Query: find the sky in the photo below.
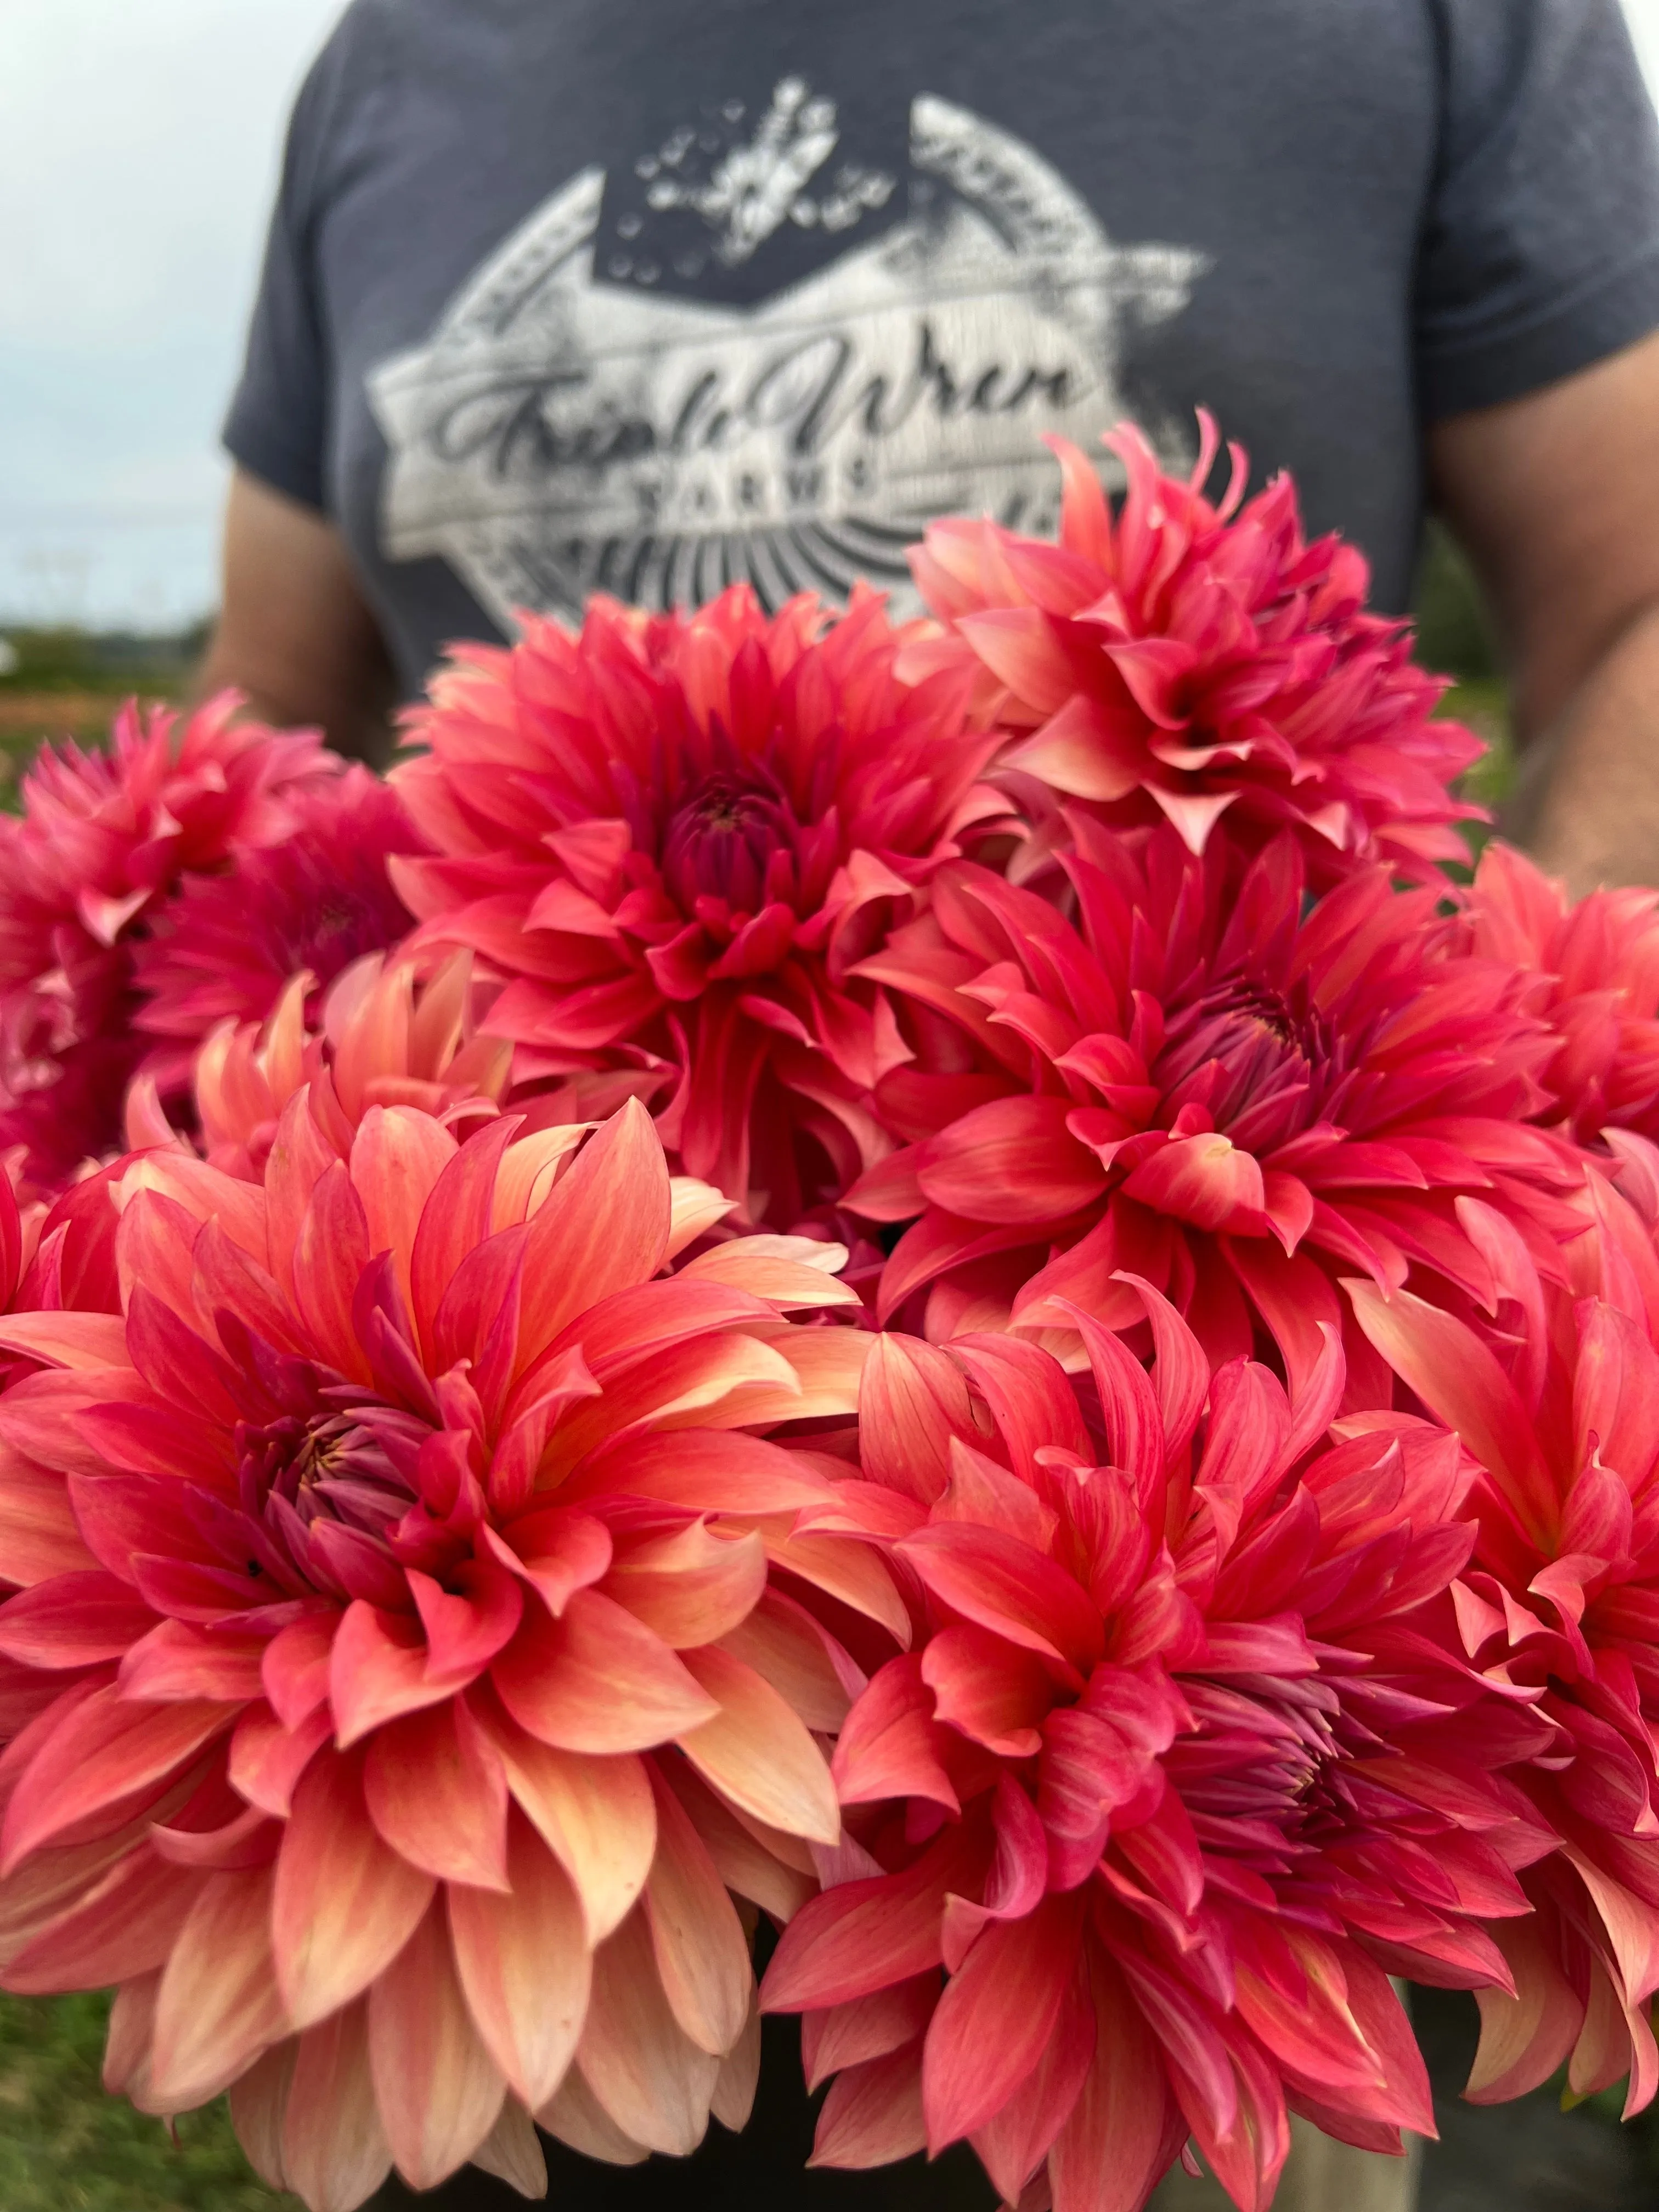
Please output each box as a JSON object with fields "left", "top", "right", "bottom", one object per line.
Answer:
{"left": 2, "top": 0, "right": 1658, "bottom": 632}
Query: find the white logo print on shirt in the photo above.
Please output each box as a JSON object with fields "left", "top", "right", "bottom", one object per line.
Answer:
{"left": 368, "top": 89, "right": 1206, "bottom": 627}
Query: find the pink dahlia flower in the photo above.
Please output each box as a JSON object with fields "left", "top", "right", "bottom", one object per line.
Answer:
{"left": 1463, "top": 840, "right": 1659, "bottom": 1147}
{"left": 0, "top": 1098, "right": 894, "bottom": 2208}
{"left": 391, "top": 584, "right": 1006, "bottom": 1224}
{"left": 1351, "top": 1235, "right": 1659, "bottom": 2117}
{"left": 0, "top": 696, "right": 334, "bottom": 1193}
{"left": 132, "top": 768, "right": 421, "bottom": 1080}
{"left": 850, "top": 821, "right": 1573, "bottom": 1397}
{"left": 904, "top": 418, "right": 1483, "bottom": 883}
{"left": 762, "top": 1298, "right": 1542, "bottom": 2211}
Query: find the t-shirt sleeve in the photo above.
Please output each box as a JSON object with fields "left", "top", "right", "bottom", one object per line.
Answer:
{"left": 222, "top": 24, "right": 365, "bottom": 512}
{"left": 1417, "top": 0, "right": 1659, "bottom": 419}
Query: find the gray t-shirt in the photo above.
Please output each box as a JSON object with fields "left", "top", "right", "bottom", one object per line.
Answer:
{"left": 225, "top": 0, "right": 1659, "bottom": 697}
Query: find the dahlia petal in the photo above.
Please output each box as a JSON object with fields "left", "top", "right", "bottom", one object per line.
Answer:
{"left": 492, "top": 1589, "right": 718, "bottom": 1754}
{"left": 0, "top": 1570, "right": 158, "bottom": 1669}
{"left": 351, "top": 1105, "right": 459, "bottom": 1323}
{"left": 367, "top": 1904, "right": 506, "bottom": 2191}
{"left": 516, "top": 1101, "right": 672, "bottom": 1367}
{"left": 899, "top": 1521, "right": 1102, "bottom": 1677}
{"left": 659, "top": 1759, "right": 816, "bottom": 1923}
{"left": 449, "top": 1813, "right": 591, "bottom": 2109}
{"left": 228, "top": 1701, "right": 331, "bottom": 1819}
{"left": 272, "top": 1748, "right": 435, "bottom": 2030}
{"left": 1121, "top": 1133, "right": 1267, "bottom": 1232}
{"left": 536, "top": 2058, "right": 650, "bottom": 2164}
{"left": 470, "top": 2096, "right": 550, "bottom": 2199}
{"left": 644, "top": 1763, "right": 752, "bottom": 2057}
{"left": 922, "top": 1892, "right": 1086, "bottom": 2151}
{"left": 292, "top": 1161, "right": 373, "bottom": 1383}
{"left": 0, "top": 1444, "right": 99, "bottom": 1585}
{"left": 486, "top": 1508, "right": 611, "bottom": 1619}
{"left": 710, "top": 1994, "right": 763, "bottom": 2130}
{"left": 762, "top": 1528, "right": 911, "bottom": 1646}
{"left": 917, "top": 1098, "right": 1108, "bottom": 1227}
{"left": 1049, "top": 1955, "right": 1180, "bottom": 2212}
{"left": 804, "top": 1978, "right": 939, "bottom": 2092}
{"left": 149, "top": 1863, "right": 287, "bottom": 2109}
{"left": 831, "top": 1654, "right": 958, "bottom": 1811}
{"left": 857, "top": 1333, "right": 981, "bottom": 1506}
{"left": 763, "top": 1826, "right": 987, "bottom": 2011}
{"left": 604, "top": 1521, "right": 768, "bottom": 1649}
{"left": 363, "top": 1699, "right": 510, "bottom": 1890}
{"left": 228, "top": 2038, "right": 296, "bottom": 2192}
{"left": 2, "top": 1844, "right": 198, "bottom": 1994}
{"left": 281, "top": 2000, "right": 392, "bottom": 2212}
{"left": 922, "top": 1625, "right": 1051, "bottom": 1757}
{"left": 329, "top": 1601, "right": 450, "bottom": 1748}
{"left": 0, "top": 1686, "right": 235, "bottom": 1875}
{"left": 474, "top": 1706, "right": 656, "bottom": 1943}
{"left": 971, "top": 1954, "right": 1095, "bottom": 2202}
{"left": 565, "top": 1430, "right": 831, "bottom": 1516}
{"left": 1345, "top": 1281, "right": 1555, "bottom": 1544}
{"left": 0, "top": 1312, "right": 130, "bottom": 1370}
{"left": 678, "top": 1644, "right": 840, "bottom": 1845}
{"left": 408, "top": 1562, "right": 524, "bottom": 1684}
{"left": 409, "top": 1118, "right": 521, "bottom": 1353}
{"left": 577, "top": 1905, "right": 720, "bottom": 2157}
{"left": 810, "top": 2044, "right": 928, "bottom": 2167}
{"left": 121, "top": 1619, "right": 268, "bottom": 1703}
{"left": 261, "top": 1613, "right": 336, "bottom": 1728}
{"left": 719, "top": 1589, "right": 862, "bottom": 1734}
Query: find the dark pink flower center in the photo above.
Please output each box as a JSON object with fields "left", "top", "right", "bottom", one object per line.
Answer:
{"left": 1170, "top": 1671, "right": 1375, "bottom": 1869}
{"left": 1156, "top": 975, "right": 1334, "bottom": 1143}
{"left": 659, "top": 771, "right": 801, "bottom": 919}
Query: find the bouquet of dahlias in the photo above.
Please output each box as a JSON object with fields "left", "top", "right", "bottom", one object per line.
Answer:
{"left": 2, "top": 416, "right": 1658, "bottom": 2212}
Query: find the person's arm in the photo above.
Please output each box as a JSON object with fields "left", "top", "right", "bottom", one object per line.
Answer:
{"left": 197, "top": 467, "right": 399, "bottom": 766}
{"left": 1427, "top": 326, "right": 1659, "bottom": 896}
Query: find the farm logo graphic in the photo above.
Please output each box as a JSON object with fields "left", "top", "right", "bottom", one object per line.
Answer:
{"left": 369, "top": 86, "right": 1206, "bottom": 625}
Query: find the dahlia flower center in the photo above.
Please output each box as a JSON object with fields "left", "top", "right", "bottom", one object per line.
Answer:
{"left": 660, "top": 772, "right": 802, "bottom": 918}
{"left": 240, "top": 1407, "right": 409, "bottom": 1544}
{"left": 1156, "top": 976, "right": 1327, "bottom": 1136}
{"left": 1170, "top": 1674, "right": 1375, "bottom": 1864}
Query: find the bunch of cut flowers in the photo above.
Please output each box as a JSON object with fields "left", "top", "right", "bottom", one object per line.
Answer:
{"left": 1, "top": 418, "right": 1657, "bottom": 2212}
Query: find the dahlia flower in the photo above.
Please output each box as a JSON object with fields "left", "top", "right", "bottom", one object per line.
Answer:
{"left": 850, "top": 820, "right": 1573, "bottom": 1395}
{"left": 390, "top": 583, "right": 1005, "bottom": 1223}
{"left": 140, "top": 950, "right": 514, "bottom": 1182}
{"left": 762, "top": 1297, "right": 1543, "bottom": 2211}
{"left": 1350, "top": 1232, "right": 1659, "bottom": 2117}
{"left": 1463, "top": 840, "right": 1659, "bottom": 1147}
{"left": 0, "top": 1097, "right": 894, "bottom": 2209}
{"left": 904, "top": 418, "right": 1483, "bottom": 883}
{"left": 132, "top": 769, "right": 421, "bottom": 1081}
{"left": 0, "top": 696, "right": 334, "bottom": 1193}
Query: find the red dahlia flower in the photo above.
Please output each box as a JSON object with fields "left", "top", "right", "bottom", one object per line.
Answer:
{"left": 132, "top": 768, "right": 421, "bottom": 1082}
{"left": 1463, "top": 840, "right": 1659, "bottom": 1148}
{"left": 1351, "top": 1236, "right": 1659, "bottom": 2117}
{"left": 0, "top": 1098, "right": 895, "bottom": 2208}
{"left": 0, "top": 696, "right": 334, "bottom": 1194}
{"left": 390, "top": 583, "right": 1006, "bottom": 1224}
{"left": 850, "top": 821, "right": 1573, "bottom": 1396}
{"left": 904, "top": 419, "right": 1483, "bottom": 883}
{"left": 761, "top": 1297, "right": 1543, "bottom": 2211}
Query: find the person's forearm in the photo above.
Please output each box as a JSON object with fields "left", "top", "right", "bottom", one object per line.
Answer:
{"left": 1509, "top": 599, "right": 1659, "bottom": 897}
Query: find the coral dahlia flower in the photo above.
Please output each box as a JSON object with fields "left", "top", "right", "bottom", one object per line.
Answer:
{"left": 1351, "top": 1237, "right": 1659, "bottom": 2118}
{"left": 132, "top": 768, "right": 421, "bottom": 1081}
{"left": 762, "top": 1300, "right": 1542, "bottom": 2211}
{"left": 1462, "top": 840, "right": 1659, "bottom": 1148}
{"left": 904, "top": 418, "right": 1483, "bottom": 883}
{"left": 851, "top": 821, "right": 1573, "bottom": 1396}
{"left": 135, "top": 950, "right": 514, "bottom": 1183}
{"left": 0, "top": 1098, "right": 893, "bottom": 2209}
{"left": 391, "top": 583, "right": 1005, "bottom": 1223}
{"left": 0, "top": 696, "right": 334, "bottom": 1194}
